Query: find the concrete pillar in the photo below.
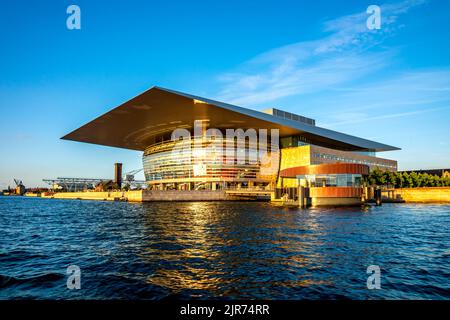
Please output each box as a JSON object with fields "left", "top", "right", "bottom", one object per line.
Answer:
{"left": 375, "top": 187, "right": 382, "bottom": 206}
{"left": 299, "top": 186, "right": 307, "bottom": 208}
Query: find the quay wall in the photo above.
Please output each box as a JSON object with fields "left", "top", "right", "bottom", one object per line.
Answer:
{"left": 142, "top": 190, "right": 239, "bottom": 201}
{"left": 393, "top": 187, "right": 450, "bottom": 203}
{"left": 42, "top": 190, "right": 141, "bottom": 201}
{"left": 42, "top": 190, "right": 245, "bottom": 202}
{"left": 36, "top": 187, "right": 450, "bottom": 204}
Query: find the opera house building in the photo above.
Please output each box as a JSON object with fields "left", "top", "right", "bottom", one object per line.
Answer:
{"left": 62, "top": 87, "right": 399, "bottom": 205}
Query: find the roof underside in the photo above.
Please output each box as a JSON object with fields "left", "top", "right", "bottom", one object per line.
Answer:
{"left": 61, "top": 86, "right": 400, "bottom": 152}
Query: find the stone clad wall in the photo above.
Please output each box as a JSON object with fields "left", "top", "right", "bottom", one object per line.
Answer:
{"left": 393, "top": 187, "right": 450, "bottom": 203}
{"left": 142, "top": 190, "right": 233, "bottom": 201}
{"left": 42, "top": 190, "right": 240, "bottom": 202}
{"left": 43, "top": 190, "right": 142, "bottom": 201}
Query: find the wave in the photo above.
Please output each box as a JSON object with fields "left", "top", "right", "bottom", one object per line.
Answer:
{"left": 0, "top": 250, "right": 45, "bottom": 262}
{"left": 0, "top": 273, "right": 64, "bottom": 289}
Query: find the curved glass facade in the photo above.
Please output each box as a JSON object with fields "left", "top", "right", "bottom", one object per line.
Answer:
{"left": 143, "top": 137, "right": 278, "bottom": 189}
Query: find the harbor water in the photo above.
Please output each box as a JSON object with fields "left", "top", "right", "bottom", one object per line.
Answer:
{"left": 0, "top": 197, "right": 449, "bottom": 299}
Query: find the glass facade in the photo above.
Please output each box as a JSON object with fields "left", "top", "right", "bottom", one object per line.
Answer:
{"left": 297, "top": 174, "right": 362, "bottom": 187}
{"left": 352, "top": 151, "right": 376, "bottom": 157}
{"left": 311, "top": 152, "right": 397, "bottom": 171}
{"left": 142, "top": 137, "right": 278, "bottom": 188}
{"left": 280, "top": 135, "right": 312, "bottom": 148}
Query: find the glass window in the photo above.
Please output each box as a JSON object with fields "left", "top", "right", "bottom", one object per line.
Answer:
{"left": 296, "top": 173, "right": 363, "bottom": 187}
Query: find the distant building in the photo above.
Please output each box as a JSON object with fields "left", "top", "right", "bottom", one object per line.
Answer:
{"left": 15, "top": 183, "right": 26, "bottom": 195}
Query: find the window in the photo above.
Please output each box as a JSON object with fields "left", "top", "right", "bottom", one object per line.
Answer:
{"left": 297, "top": 174, "right": 363, "bottom": 187}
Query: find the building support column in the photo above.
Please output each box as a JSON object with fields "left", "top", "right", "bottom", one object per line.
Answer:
{"left": 299, "top": 186, "right": 306, "bottom": 208}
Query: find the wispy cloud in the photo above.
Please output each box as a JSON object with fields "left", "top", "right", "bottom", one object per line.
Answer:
{"left": 215, "top": 0, "right": 426, "bottom": 106}
{"left": 318, "top": 69, "right": 450, "bottom": 126}
{"left": 323, "top": 105, "right": 448, "bottom": 127}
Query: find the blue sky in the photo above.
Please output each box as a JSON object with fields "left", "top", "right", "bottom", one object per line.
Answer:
{"left": 1, "top": 0, "right": 449, "bottom": 188}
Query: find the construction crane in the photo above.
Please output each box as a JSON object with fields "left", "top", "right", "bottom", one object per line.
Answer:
{"left": 121, "top": 168, "right": 146, "bottom": 189}
{"left": 123, "top": 168, "right": 144, "bottom": 183}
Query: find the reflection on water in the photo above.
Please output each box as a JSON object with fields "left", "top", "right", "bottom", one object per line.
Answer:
{"left": 0, "top": 197, "right": 449, "bottom": 299}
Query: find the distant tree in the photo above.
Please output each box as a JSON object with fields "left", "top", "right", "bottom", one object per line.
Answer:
{"left": 442, "top": 175, "right": 450, "bottom": 187}
{"left": 423, "top": 173, "right": 441, "bottom": 187}
{"left": 402, "top": 172, "right": 413, "bottom": 188}
{"left": 367, "top": 175, "right": 374, "bottom": 186}
{"left": 409, "top": 172, "right": 419, "bottom": 188}
{"left": 367, "top": 169, "right": 450, "bottom": 188}
{"left": 420, "top": 173, "right": 429, "bottom": 187}
{"left": 385, "top": 171, "right": 396, "bottom": 187}
{"left": 395, "top": 172, "right": 404, "bottom": 188}
{"left": 369, "top": 168, "right": 385, "bottom": 186}
{"left": 431, "top": 175, "right": 440, "bottom": 187}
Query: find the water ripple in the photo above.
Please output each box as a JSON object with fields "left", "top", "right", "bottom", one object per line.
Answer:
{"left": 0, "top": 197, "right": 449, "bottom": 299}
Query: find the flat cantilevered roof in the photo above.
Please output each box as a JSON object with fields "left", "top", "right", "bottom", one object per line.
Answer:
{"left": 62, "top": 86, "right": 400, "bottom": 152}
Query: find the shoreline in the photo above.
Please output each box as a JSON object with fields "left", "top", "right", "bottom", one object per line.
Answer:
{"left": 3, "top": 187, "right": 450, "bottom": 205}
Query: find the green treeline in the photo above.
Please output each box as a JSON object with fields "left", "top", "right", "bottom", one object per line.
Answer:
{"left": 364, "top": 169, "right": 450, "bottom": 188}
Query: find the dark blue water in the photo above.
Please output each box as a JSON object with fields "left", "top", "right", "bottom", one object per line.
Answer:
{"left": 0, "top": 196, "right": 448, "bottom": 300}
